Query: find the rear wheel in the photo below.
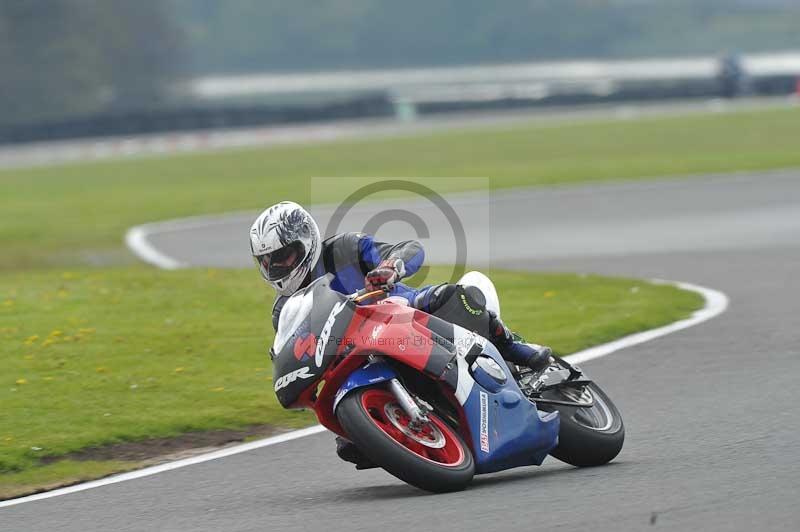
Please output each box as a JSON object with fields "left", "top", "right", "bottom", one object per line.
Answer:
{"left": 336, "top": 387, "right": 474, "bottom": 493}
{"left": 541, "top": 381, "right": 625, "bottom": 467}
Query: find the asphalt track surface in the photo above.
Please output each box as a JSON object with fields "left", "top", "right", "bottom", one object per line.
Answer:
{"left": 4, "top": 170, "right": 800, "bottom": 531}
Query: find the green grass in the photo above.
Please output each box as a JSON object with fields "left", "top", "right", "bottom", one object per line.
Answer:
{"left": 0, "top": 265, "right": 703, "bottom": 497}
{"left": 0, "top": 460, "right": 136, "bottom": 500}
{"left": 2, "top": 106, "right": 799, "bottom": 270}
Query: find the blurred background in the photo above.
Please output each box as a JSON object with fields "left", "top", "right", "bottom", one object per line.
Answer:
{"left": 2, "top": 0, "right": 799, "bottom": 144}
{"left": 3, "top": 1, "right": 800, "bottom": 524}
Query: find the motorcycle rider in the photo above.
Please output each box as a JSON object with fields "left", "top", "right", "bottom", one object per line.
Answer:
{"left": 250, "top": 201, "right": 553, "bottom": 467}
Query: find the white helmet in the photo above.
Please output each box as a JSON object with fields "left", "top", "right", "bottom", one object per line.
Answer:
{"left": 249, "top": 201, "right": 321, "bottom": 296}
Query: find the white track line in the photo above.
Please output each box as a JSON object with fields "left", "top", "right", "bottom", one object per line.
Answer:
{"left": 0, "top": 426, "right": 327, "bottom": 508}
{"left": 124, "top": 225, "right": 187, "bottom": 270}
{"left": 0, "top": 278, "right": 728, "bottom": 508}
{"left": 566, "top": 279, "right": 728, "bottom": 365}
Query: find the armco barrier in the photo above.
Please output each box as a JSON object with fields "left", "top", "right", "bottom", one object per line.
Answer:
{"left": 0, "top": 94, "right": 394, "bottom": 145}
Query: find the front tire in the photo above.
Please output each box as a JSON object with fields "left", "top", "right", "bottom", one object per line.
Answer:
{"left": 336, "top": 387, "right": 475, "bottom": 493}
{"left": 542, "top": 382, "right": 625, "bottom": 467}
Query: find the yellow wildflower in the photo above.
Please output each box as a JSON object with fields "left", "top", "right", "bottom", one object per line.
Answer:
{"left": 24, "top": 335, "right": 39, "bottom": 345}
{"left": 174, "top": 367, "right": 185, "bottom": 373}
{"left": 211, "top": 387, "right": 225, "bottom": 392}
{"left": 15, "top": 378, "right": 27, "bottom": 385}
{"left": 543, "top": 291, "right": 557, "bottom": 298}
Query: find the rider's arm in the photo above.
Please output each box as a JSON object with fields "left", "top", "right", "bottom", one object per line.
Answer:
{"left": 358, "top": 234, "right": 425, "bottom": 278}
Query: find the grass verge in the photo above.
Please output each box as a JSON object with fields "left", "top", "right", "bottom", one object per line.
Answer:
{"left": 2, "top": 106, "right": 800, "bottom": 270}
{"left": 1, "top": 265, "right": 703, "bottom": 499}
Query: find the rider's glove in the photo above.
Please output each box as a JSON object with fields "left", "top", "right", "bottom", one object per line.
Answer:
{"left": 365, "top": 258, "right": 406, "bottom": 291}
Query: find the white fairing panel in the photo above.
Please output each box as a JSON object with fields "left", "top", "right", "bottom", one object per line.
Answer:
{"left": 454, "top": 353, "right": 475, "bottom": 405}
{"left": 273, "top": 291, "right": 314, "bottom": 353}
{"left": 452, "top": 324, "right": 483, "bottom": 404}
{"left": 458, "top": 270, "right": 501, "bottom": 317}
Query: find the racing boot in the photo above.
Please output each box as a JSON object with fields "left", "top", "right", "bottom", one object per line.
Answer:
{"left": 335, "top": 436, "right": 377, "bottom": 470}
{"left": 488, "top": 311, "right": 553, "bottom": 372}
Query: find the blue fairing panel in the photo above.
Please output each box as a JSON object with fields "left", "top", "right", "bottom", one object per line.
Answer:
{"left": 459, "top": 345, "right": 560, "bottom": 474}
{"left": 334, "top": 345, "right": 559, "bottom": 475}
{"left": 332, "top": 360, "right": 398, "bottom": 413}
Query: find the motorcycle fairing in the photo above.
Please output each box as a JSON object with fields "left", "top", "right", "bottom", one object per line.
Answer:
{"left": 272, "top": 278, "right": 355, "bottom": 408}
{"left": 272, "top": 281, "right": 560, "bottom": 472}
{"left": 440, "top": 332, "right": 560, "bottom": 474}
{"left": 355, "top": 303, "right": 459, "bottom": 380}
{"left": 332, "top": 359, "right": 398, "bottom": 413}
{"left": 344, "top": 306, "right": 560, "bottom": 474}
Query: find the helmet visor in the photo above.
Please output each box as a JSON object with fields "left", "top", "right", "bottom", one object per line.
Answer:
{"left": 257, "top": 241, "right": 306, "bottom": 281}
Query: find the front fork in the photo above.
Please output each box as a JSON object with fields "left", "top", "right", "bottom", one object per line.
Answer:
{"left": 332, "top": 357, "right": 430, "bottom": 426}
{"left": 388, "top": 378, "right": 429, "bottom": 428}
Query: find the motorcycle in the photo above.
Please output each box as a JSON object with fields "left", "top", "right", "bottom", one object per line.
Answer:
{"left": 270, "top": 275, "right": 624, "bottom": 492}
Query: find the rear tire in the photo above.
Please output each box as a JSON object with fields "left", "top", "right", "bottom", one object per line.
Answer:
{"left": 337, "top": 387, "right": 475, "bottom": 493}
{"left": 542, "top": 382, "right": 625, "bottom": 467}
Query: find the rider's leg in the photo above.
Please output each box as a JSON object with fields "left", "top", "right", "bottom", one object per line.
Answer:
{"left": 456, "top": 270, "right": 501, "bottom": 317}
{"left": 413, "top": 272, "right": 552, "bottom": 371}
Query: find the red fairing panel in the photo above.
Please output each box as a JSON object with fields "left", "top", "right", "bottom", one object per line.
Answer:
{"left": 312, "top": 301, "right": 456, "bottom": 436}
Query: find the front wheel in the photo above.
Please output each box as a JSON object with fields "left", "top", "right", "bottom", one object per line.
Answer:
{"left": 336, "top": 387, "right": 475, "bottom": 493}
{"left": 541, "top": 381, "right": 625, "bottom": 467}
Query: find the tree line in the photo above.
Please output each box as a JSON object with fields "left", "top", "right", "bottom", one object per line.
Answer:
{"left": 2, "top": 0, "right": 798, "bottom": 126}
{"left": 0, "top": 0, "right": 182, "bottom": 126}
{"left": 172, "top": 0, "right": 800, "bottom": 73}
